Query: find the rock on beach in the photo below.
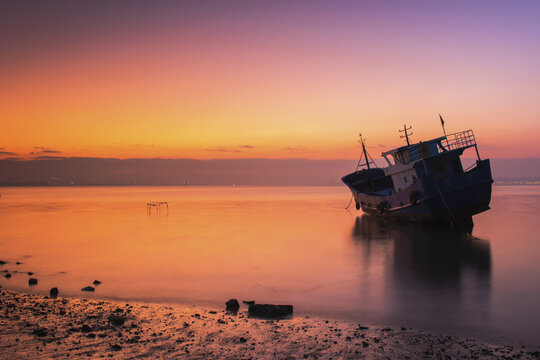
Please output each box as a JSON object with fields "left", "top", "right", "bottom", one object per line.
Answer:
{"left": 248, "top": 304, "right": 293, "bottom": 319}
{"left": 108, "top": 314, "right": 127, "bottom": 326}
{"left": 49, "top": 287, "right": 59, "bottom": 298}
{"left": 225, "top": 299, "right": 240, "bottom": 312}
{"left": 0, "top": 289, "right": 537, "bottom": 359}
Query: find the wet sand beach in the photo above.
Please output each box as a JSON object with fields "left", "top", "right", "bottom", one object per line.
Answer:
{"left": 1, "top": 288, "right": 538, "bottom": 359}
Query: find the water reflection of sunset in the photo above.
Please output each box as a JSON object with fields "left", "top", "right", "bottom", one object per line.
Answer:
{"left": 1, "top": 185, "right": 540, "bottom": 343}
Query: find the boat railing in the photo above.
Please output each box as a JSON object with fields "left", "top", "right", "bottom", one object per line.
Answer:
{"left": 441, "top": 130, "right": 476, "bottom": 151}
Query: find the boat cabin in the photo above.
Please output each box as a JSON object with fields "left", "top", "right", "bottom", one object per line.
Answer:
{"left": 380, "top": 130, "right": 480, "bottom": 193}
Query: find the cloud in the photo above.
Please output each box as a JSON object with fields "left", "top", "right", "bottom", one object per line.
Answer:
{"left": 133, "top": 144, "right": 157, "bottom": 148}
{"left": 34, "top": 156, "right": 66, "bottom": 160}
{"left": 205, "top": 147, "right": 243, "bottom": 153}
{"left": 283, "top": 146, "right": 312, "bottom": 153}
{"left": 205, "top": 145, "right": 255, "bottom": 153}
{"left": 29, "top": 147, "right": 62, "bottom": 156}
{"left": 0, "top": 151, "right": 18, "bottom": 156}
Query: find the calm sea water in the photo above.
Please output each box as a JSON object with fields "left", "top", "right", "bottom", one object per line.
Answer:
{"left": 1, "top": 185, "right": 539, "bottom": 345}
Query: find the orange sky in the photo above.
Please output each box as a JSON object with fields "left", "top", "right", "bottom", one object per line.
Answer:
{"left": 1, "top": 1, "right": 539, "bottom": 160}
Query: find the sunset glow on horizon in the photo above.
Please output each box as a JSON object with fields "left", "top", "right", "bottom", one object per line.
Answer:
{"left": 1, "top": 1, "right": 539, "bottom": 160}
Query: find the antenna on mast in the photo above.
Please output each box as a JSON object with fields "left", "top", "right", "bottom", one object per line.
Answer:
{"left": 399, "top": 124, "right": 413, "bottom": 145}
{"left": 439, "top": 114, "right": 447, "bottom": 138}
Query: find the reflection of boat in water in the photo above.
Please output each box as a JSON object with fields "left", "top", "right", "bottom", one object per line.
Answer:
{"left": 342, "top": 120, "right": 493, "bottom": 224}
{"left": 350, "top": 215, "right": 492, "bottom": 330}
{"left": 352, "top": 215, "right": 491, "bottom": 275}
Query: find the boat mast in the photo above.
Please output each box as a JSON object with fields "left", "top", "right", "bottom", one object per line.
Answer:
{"left": 359, "top": 134, "right": 371, "bottom": 172}
{"left": 358, "top": 133, "right": 375, "bottom": 189}
{"left": 399, "top": 124, "right": 413, "bottom": 145}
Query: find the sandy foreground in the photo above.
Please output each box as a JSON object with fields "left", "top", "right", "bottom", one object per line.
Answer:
{"left": 0, "top": 288, "right": 539, "bottom": 359}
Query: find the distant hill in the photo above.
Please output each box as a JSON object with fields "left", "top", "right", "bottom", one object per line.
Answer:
{"left": 0, "top": 157, "right": 538, "bottom": 186}
{"left": 489, "top": 158, "right": 540, "bottom": 181}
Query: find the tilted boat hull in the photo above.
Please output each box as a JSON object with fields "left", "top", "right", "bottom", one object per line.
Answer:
{"left": 343, "top": 159, "right": 493, "bottom": 223}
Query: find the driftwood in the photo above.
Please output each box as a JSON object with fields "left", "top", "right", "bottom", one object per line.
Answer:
{"left": 248, "top": 304, "right": 293, "bottom": 319}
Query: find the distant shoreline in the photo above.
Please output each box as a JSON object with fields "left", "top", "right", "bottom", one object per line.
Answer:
{"left": 0, "top": 182, "right": 539, "bottom": 187}
{"left": 2, "top": 157, "right": 540, "bottom": 187}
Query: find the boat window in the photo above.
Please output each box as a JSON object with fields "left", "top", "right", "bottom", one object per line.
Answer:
{"left": 412, "top": 175, "right": 417, "bottom": 183}
{"left": 403, "top": 176, "right": 408, "bottom": 183}
{"left": 451, "top": 158, "right": 463, "bottom": 174}
{"left": 437, "top": 141, "right": 448, "bottom": 152}
{"left": 400, "top": 151, "right": 410, "bottom": 164}
{"left": 383, "top": 155, "right": 395, "bottom": 166}
{"left": 431, "top": 160, "right": 447, "bottom": 179}
{"left": 418, "top": 143, "right": 430, "bottom": 158}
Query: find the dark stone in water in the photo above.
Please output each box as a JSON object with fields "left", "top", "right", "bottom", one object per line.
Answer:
{"left": 225, "top": 299, "right": 240, "bottom": 312}
{"left": 16, "top": 262, "right": 22, "bottom": 265}
{"left": 49, "top": 287, "right": 59, "bottom": 298}
{"left": 28, "top": 278, "right": 38, "bottom": 285}
{"left": 108, "top": 314, "right": 127, "bottom": 326}
{"left": 4, "top": 273, "right": 11, "bottom": 279}
{"left": 93, "top": 280, "right": 101, "bottom": 285}
{"left": 238, "top": 337, "right": 247, "bottom": 343}
{"left": 248, "top": 304, "right": 293, "bottom": 319}
{"left": 110, "top": 344, "right": 122, "bottom": 351}
{"left": 81, "top": 286, "right": 95, "bottom": 292}
{"left": 243, "top": 300, "right": 255, "bottom": 306}
{"left": 81, "top": 324, "right": 92, "bottom": 333}
{"left": 0, "top": 260, "right": 6, "bottom": 265}
{"left": 27, "top": 272, "right": 33, "bottom": 276}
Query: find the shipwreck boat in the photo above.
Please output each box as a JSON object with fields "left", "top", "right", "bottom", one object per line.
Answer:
{"left": 342, "top": 120, "right": 493, "bottom": 224}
